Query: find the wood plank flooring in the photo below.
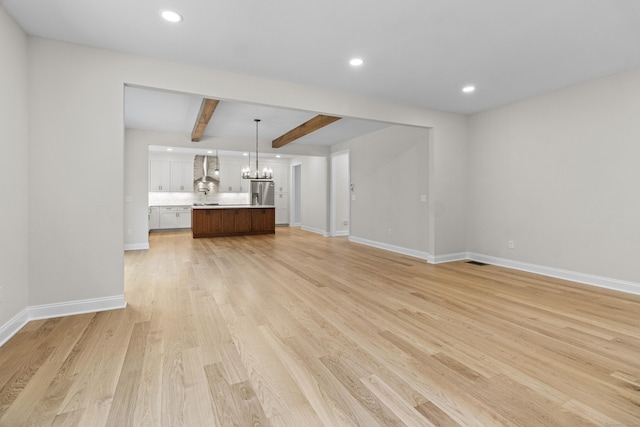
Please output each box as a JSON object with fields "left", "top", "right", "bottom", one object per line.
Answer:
{"left": 1, "top": 227, "right": 639, "bottom": 426}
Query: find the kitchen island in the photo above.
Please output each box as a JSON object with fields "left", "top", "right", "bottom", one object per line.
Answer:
{"left": 192, "top": 205, "right": 275, "bottom": 238}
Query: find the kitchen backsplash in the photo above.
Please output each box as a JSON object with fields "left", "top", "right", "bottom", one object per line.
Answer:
{"left": 149, "top": 192, "right": 250, "bottom": 206}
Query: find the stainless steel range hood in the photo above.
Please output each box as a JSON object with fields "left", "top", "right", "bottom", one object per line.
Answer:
{"left": 194, "top": 155, "right": 219, "bottom": 192}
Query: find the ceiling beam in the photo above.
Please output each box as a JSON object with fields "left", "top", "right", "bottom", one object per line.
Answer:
{"left": 272, "top": 114, "right": 341, "bottom": 148}
{"left": 191, "top": 98, "right": 220, "bottom": 142}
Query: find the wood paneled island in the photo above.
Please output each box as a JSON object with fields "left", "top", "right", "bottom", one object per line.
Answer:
{"left": 192, "top": 205, "right": 275, "bottom": 238}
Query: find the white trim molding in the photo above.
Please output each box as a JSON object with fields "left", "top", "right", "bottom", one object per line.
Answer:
{"left": 0, "top": 295, "right": 126, "bottom": 347}
{"left": 0, "top": 308, "right": 29, "bottom": 347}
{"left": 29, "top": 295, "right": 127, "bottom": 320}
{"left": 349, "top": 236, "right": 431, "bottom": 261}
{"left": 465, "top": 253, "right": 640, "bottom": 296}
{"left": 124, "top": 243, "right": 150, "bottom": 251}
{"left": 430, "top": 252, "right": 468, "bottom": 264}
{"left": 301, "top": 226, "right": 330, "bottom": 237}
{"left": 332, "top": 230, "right": 349, "bottom": 237}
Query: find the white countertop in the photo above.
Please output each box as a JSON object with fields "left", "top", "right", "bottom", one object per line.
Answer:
{"left": 191, "top": 204, "right": 275, "bottom": 209}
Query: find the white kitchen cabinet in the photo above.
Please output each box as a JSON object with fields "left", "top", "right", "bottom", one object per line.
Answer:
{"left": 150, "top": 159, "right": 194, "bottom": 192}
{"left": 158, "top": 206, "right": 192, "bottom": 229}
{"left": 177, "top": 210, "right": 192, "bottom": 228}
{"left": 259, "top": 162, "right": 288, "bottom": 192}
{"left": 275, "top": 192, "right": 289, "bottom": 225}
{"left": 219, "top": 162, "right": 244, "bottom": 192}
{"left": 148, "top": 207, "right": 159, "bottom": 230}
{"left": 170, "top": 161, "right": 194, "bottom": 192}
{"left": 149, "top": 160, "right": 171, "bottom": 192}
{"left": 272, "top": 163, "right": 289, "bottom": 193}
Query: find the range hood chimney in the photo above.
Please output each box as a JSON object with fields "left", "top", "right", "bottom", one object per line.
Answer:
{"left": 194, "top": 155, "right": 220, "bottom": 192}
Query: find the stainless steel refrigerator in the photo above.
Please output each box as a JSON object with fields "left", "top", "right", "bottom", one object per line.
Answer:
{"left": 250, "top": 180, "right": 274, "bottom": 205}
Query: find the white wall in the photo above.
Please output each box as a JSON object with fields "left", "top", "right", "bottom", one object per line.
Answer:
{"left": 331, "top": 151, "right": 350, "bottom": 236}
{"left": 0, "top": 8, "right": 29, "bottom": 330}
{"left": 124, "top": 129, "right": 152, "bottom": 248}
{"left": 432, "top": 115, "right": 469, "bottom": 257}
{"left": 468, "top": 68, "right": 640, "bottom": 284}
{"left": 334, "top": 125, "right": 431, "bottom": 257}
{"left": 21, "top": 34, "right": 466, "bottom": 314}
{"left": 28, "top": 39, "right": 126, "bottom": 306}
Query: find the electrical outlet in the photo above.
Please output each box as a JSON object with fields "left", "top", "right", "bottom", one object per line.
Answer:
{"left": 351, "top": 195, "right": 356, "bottom": 201}
{"left": 420, "top": 195, "right": 427, "bottom": 202}
{"left": 508, "top": 240, "right": 515, "bottom": 249}
{"left": 342, "top": 220, "right": 349, "bottom": 226}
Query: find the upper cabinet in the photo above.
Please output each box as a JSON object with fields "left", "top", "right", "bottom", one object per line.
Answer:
{"left": 218, "top": 162, "right": 244, "bottom": 193}
{"left": 148, "top": 153, "right": 289, "bottom": 195}
{"left": 261, "top": 162, "right": 289, "bottom": 193}
{"left": 149, "top": 159, "right": 171, "bottom": 192}
{"left": 149, "top": 157, "right": 193, "bottom": 193}
{"left": 170, "top": 161, "right": 194, "bottom": 192}
{"left": 272, "top": 163, "right": 289, "bottom": 193}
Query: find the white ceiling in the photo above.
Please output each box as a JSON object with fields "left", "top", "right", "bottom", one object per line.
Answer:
{"left": 123, "top": 86, "right": 392, "bottom": 146}
{"left": 4, "top": 0, "right": 640, "bottom": 117}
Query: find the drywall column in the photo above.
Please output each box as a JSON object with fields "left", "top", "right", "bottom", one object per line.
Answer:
{"left": 0, "top": 6, "right": 29, "bottom": 337}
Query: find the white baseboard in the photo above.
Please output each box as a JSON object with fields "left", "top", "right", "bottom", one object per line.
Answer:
{"left": 29, "top": 295, "right": 127, "bottom": 320}
{"left": 343, "top": 238, "right": 640, "bottom": 297}
{"left": 466, "top": 253, "right": 640, "bottom": 296}
{"left": 332, "top": 230, "right": 349, "bottom": 237}
{"left": 0, "top": 295, "right": 127, "bottom": 347}
{"left": 301, "top": 226, "right": 329, "bottom": 237}
{"left": 0, "top": 308, "right": 29, "bottom": 347}
{"left": 431, "top": 252, "right": 468, "bottom": 264}
{"left": 124, "top": 242, "right": 150, "bottom": 251}
{"left": 349, "top": 236, "right": 431, "bottom": 261}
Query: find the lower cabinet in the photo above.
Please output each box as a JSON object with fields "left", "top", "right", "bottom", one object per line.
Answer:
{"left": 192, "top": 208, "right": 275, "bottom": 237}
{"left": 222, "top": 209, "right": 251, "bottom": 234}
{"left": 192, "top": 209, "right": 223, "bottom": 235}
{"left": 251, "top": 208, "right": 276, "bottom": 232}
{"left": 148, "top": 207, "right": 159, "bottom": 230}
{"left": 157, "top": 207, "right": 192, "bottom": 230}
{"left": 275, "top": 192, "right": 289, "bottom": 225}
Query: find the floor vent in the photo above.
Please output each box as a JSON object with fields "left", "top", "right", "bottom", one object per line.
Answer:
{"left": 466, "top": 260, "right": 489, "bottom": 266}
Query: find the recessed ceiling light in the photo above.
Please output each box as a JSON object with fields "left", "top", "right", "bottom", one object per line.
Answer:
{"left": 349, "top": 58, "right": 364, "bottom": 66}
{"left": 462, "top": 85, "right": 476, "bottom": 93}
{"left": 276, "top": 155, "right": 281, "bottom": 158}
{"left": 207, "top": 150, "right": 213, "bottom": 154}
{"left": 161, "top": 10, "right": 183, "bottom": 23}
{"left": 167, "top": 148, "right": 173, "bottom": 151}
{"left": 243, "top": 152, "right": 249, "bottom": 156}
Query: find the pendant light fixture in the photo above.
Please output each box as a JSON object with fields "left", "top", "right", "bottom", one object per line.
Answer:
{"left": 242, "top": 119, "right": 273, "bottom": 179}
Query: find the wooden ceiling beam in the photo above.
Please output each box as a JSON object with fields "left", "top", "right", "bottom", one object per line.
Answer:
{"left": 191, "top": 98, "right": 220, "bottom": 142}
{"left": 272, "top": 114, "right": 341, "bottom": 148}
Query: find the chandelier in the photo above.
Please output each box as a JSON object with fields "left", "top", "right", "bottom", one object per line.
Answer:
{"left": 242, "top": 119, "right": 273, "bottom": 179}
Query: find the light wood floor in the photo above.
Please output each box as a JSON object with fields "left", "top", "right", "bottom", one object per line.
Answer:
{"left": 1, "top": 227, "right": 639, "bottom": 426}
